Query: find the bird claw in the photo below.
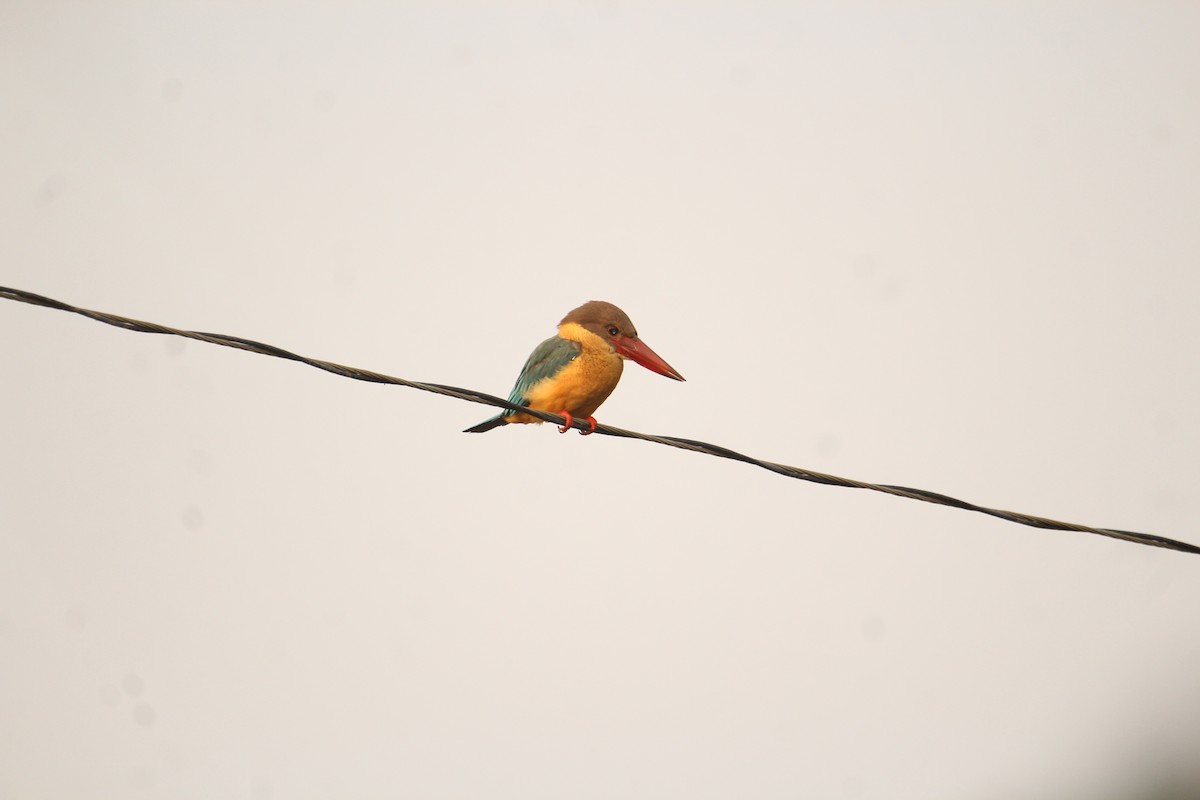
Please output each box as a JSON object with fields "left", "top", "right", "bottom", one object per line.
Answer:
{"left": 557, "top": 411, "right": 598, "bottom": 435}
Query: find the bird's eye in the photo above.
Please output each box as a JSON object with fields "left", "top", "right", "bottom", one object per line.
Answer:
{"left": 607, "top": 325, "right": 619, "bottom": 337}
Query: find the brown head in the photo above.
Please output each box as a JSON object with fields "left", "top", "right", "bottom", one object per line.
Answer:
{"left": 560, "top": 300, "right": 685, "bottom": 381}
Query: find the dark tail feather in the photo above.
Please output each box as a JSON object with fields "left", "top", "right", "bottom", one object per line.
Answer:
{"left": 463, "top": 415, "right": 508, "bottom": 433}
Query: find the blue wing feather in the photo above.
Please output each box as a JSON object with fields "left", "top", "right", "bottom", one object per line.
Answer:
{"left": 508, "top": 336, "right": 581, "bottom": 405}
{"left": 463, "top": 335, "right": 580, "bottom": 432}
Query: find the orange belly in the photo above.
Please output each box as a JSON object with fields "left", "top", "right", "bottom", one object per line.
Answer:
{"left": 508, "top": 349, "right": 624, "bottom": 424}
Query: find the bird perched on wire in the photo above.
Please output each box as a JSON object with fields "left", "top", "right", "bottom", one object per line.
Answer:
{"left": 464, "top": 300, "right": 685, "bottom": 435}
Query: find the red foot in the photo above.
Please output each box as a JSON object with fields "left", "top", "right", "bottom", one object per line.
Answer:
{"left": 557, "top": 411, "right": 598, "bottom": 435}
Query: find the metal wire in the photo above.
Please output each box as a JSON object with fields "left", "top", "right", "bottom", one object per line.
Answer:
{"left": 4, "top": 285, "right": 1197, "bottom": 556}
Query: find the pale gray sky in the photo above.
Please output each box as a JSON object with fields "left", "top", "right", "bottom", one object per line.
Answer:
{"left": 2, "top": 2, "right": 1199, "bottom": 799}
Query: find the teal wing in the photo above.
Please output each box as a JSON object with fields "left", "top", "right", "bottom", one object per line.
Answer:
{"left": 508, "top": 336, "right": 581, "bottom": 404}
{"left": 463, "top": 336, "right": 580, "bottom": 432}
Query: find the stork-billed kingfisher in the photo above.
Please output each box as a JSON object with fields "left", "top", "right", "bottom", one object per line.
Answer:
{"left": 464, "top": 300, "right": 685, "bottom": 435}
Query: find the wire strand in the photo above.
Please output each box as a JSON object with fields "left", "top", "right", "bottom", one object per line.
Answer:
{"left": 4, "top": 285, "right": 1196, "bottom": 556}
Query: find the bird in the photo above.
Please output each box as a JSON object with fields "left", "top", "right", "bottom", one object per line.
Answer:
{"left": 464, "top": 300, "right": 685, "bottom": 435}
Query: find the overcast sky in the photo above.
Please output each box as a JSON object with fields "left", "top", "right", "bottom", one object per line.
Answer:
{"left": 3, "top": 2, "right": 1199, "bottom": 799}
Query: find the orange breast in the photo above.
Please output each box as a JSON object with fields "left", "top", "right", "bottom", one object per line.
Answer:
{"left": 523, "top": 354, "right": 623, "bottom": 417}
{"left": 513, "top": 323, "right": 625, "bottom": 422}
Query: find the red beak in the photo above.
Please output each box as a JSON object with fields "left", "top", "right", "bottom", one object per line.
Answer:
{"left": 613, "top": 335, "right": 685, "bottom": 381}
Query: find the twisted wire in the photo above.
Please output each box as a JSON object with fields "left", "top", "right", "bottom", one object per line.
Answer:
{"left": 4, "top": 285, "right": 1196, "bottom": 556}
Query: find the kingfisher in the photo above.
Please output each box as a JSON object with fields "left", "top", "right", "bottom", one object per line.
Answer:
{"left": 464, "top": 300, "right": 685, "bottom": 435}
